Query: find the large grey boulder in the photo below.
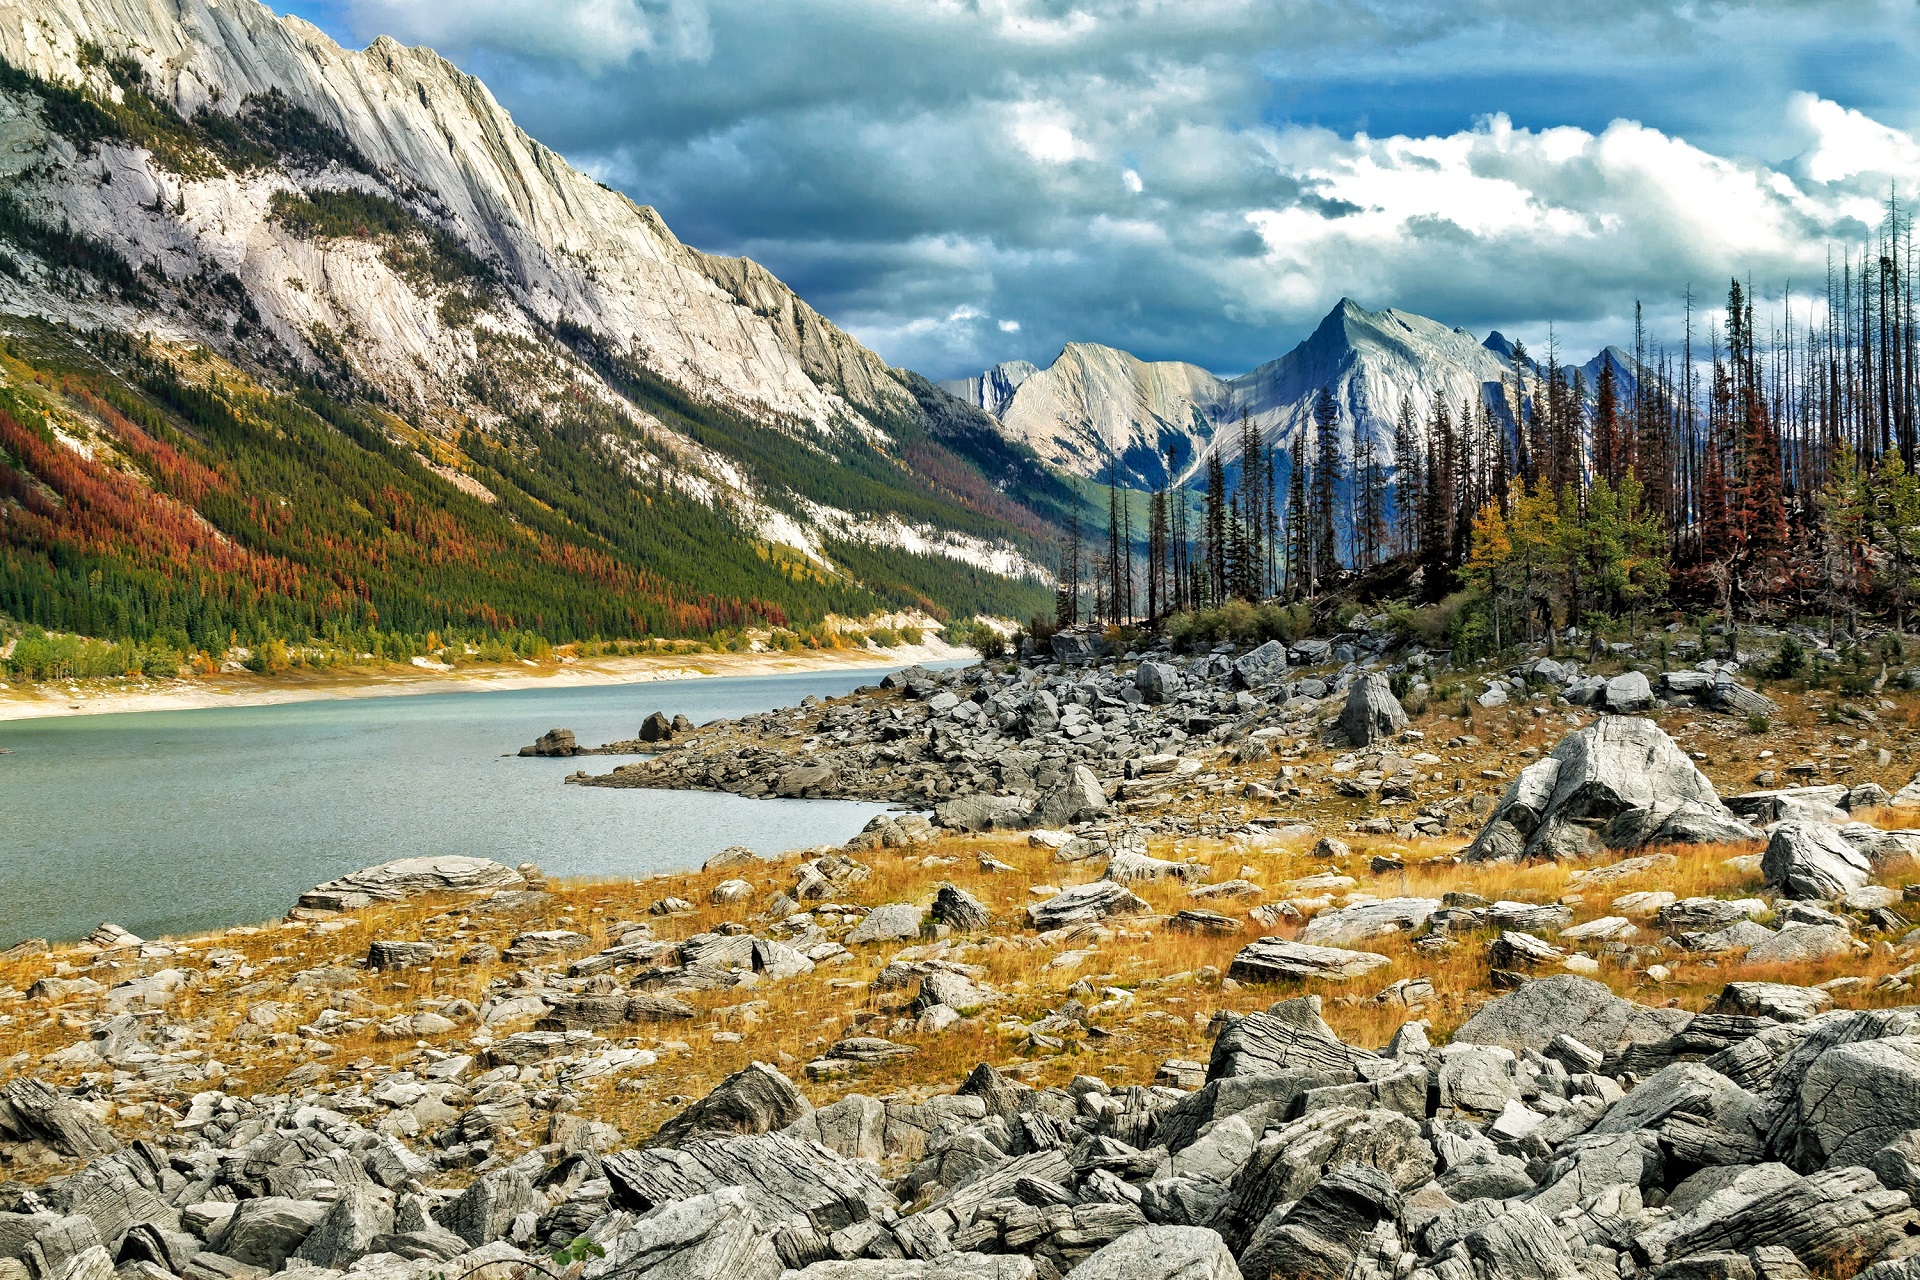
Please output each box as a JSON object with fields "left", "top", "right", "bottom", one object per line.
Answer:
{"left": 1789, "top": 1034, "right": 1920, "bottom": 1169}
{"left": 0, "top": 1081, "right": 118, "bottom": 1158}
{"left": 587, "top": 1187, "right": 782, "bottom": 1280}
{"left": 1336, "top": 673, "right": 1408, "bottom": 746}
{"left": 298, "top": 857, "right": 526, "bottom": 911}
{"left": 1743, "top": 923, "right": 1853, "bottom": 965}
{"left": 651, "top": 1062, "right": 812, "bottom": 1148}
{"left": 1453, "top": 974, "right": 1692, "bottom": 1055}
{"left": 439, "top": 1169, "right": 540, "bottom": 1249}
{"left": 211, "top": 1199, "right": 329, "bottom": 1270}
{"left": 846, "top": 904, "right": 924, "bottom": 945}
{"left": 1218, "top": 1107, "right": 1433, "bottom": 1254}
{"left": 1635, "top": 1165, "right": 1912, "bottom": 1274}
{"left": 929, "top": 884, "right": 989, "bottom": 932}
{"left": 1465, "top": 717, "right": 1757, "bottom": 862}
{"left": 1061, "top": 1225, "right": 1240, "bottom": 1279}
{"left": 1207, "top": 1003, "right": 1372, "bottom": 1081}
{"left": 291, "top": 1184, "right": 390, "bottom": 1270}
{"left": 603, "top": 1131, "right": 895, "bottom": 1237}
{"left": 1231, "top": 640, "right": 1289, "bottom": 689}
{"left": 1762, "top": 822, "right": 1872, "bottom": 900}
{"left": 1032, "top": 765, "right": 1109, "bottom": 827}
{"left": 1893, "top": 771, "right": 1920, "bottom": 809}
{"left": 1051, "top": 632, "right": 1106, "bottom": 665}
{"left": 934, "top": 794, "right": 1034, "bottom": 832}
{"left": 1235, "top": 1164, "right": 1402, "bottom": 1280}
{"left": 1603, "top": 670, "right": 1655, "bottom": 713}
{"left": 1225, "top": 939, "right": 1392, "bottom": 984}
{"left": 1135, "top": 661, "right": 1182, "bottom": 704}
{"left": 1299, "top": 898, "right": 1439, "bottom": 948}
{"left": 1027, "top": 881, "right": 1151, "bottom": 930}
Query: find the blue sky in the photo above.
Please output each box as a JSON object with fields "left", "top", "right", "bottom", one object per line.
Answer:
{"left": 273, "top": 1, "right": 1920, "bottom": 379}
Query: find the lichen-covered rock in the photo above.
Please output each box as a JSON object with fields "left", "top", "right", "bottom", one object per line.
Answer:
{"left": 1225, "top": 939, "right": 1392, "bottom": 984}
{"left": 1336, "top": 673, "right": 1408, "bottom": 747}
{"left": 1761, "top": 822, "right": 1872, "bottom": 900}
{"left": 652, "top": 1062, "right": 813, "bottom": 1149}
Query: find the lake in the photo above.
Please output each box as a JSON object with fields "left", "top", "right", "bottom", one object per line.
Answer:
{"left": 0, "top": 666, "right": 941, "bottom": 944}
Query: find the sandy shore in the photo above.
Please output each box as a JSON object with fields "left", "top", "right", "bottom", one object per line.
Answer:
{"left": 0, "top": 638, "right": 974, "bottom": 722}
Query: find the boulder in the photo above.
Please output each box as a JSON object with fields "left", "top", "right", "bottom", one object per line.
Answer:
{"left": 1336, "top": 673, "right": 1408, "bottom": 746}
{"left": 1051, "top": 633, "right": 1107, "bottom": 665}
{"left": 1743, "top": 924, "right": 1853, "bottom": 965}
{"left": 298, "top": 857, "right": 526, "bottom": 911}
{"left": 602, "top": 1131, "right": 894, "bottom": 1236}
{"left": 1135, "top": 661, "right": 1182, "bottom": 704}
{"left": 1226, "top": 939, "right": 1392, "bottom": 984}
{"left": 637, "top": 711, "right": 676, "bottom": 743}
{"left": 291, "top": 1184, "right": 390, "bottom": 1270}
{"left": 1207, "top": 1000, "right": 1372, "bottom": 1081}
{"left": 1033, "top": 765, "right": 1109, "bottom": 827}
{"left": 786, "top": 1258, "right": 1034, "bottom": 1279}
{"left": 1893, "top": 771, "right": 1920, "bottom": 809}
{"left": 366, "top": 941, "right": 436, "bottom": 971}
{"left": 1298, "top": 898, "right": 1440, "bottom": 948}
{"left": 1235, "top": 1163, "right": 1400, "bottom": 1280}
{"left": 652, "top": 1062, "right": 813, "bottom": 1148}
{"left": 1713, "top": 982, "right": 1832, "bottom": 1023}
{"left": 1104, "top": 847, "right": 1203, "bottom": 884}
{"left": 518, "top": 728, "right": 577, "bottom": 757}
{"left": 588, "top": 1187, "right": 781, "bottom": 1279}
{"left": 1761, "top": 822, "right": 1871, "bottom": 900}
{"left": 775, "top": 764, "right": 839, "bottom": 798}
{"left": 1232, "top": 640, "right": 1289, "bottom": 690}
{"left": 1789, "top": 1034, "right": 1920, "bottom": 1169}
{"left": 211, "top": 1199, "right": 329, "bottom": 1270}
{"left": 1060, "top": 1225, "right": 1240, "bottom": 1279}
{"left": 846, "top": 904, "right": 924, "bottom": 945}
{"left": 929, "top": 884, "right": 990, "bottom": 932}
{"left": 1027, "top": 881, "right": 1151, "bottom": 930}
{"left": 1465, "top": 717, "right": 1756, "bottom": 862}
{"left": 934, "top": 794, "right": 1034, "bottom": 832}
{"left": 1639, "top": 1165, "right": 1912, "bottom": 1273}
{"left": 1711, "top": 670, "right": 1776, "bottom": 719}
{"left": 1600, "top": 670, "right": 1655, "bottom": 713}
{"left": 0, "top": 1080, "right": 118, "bottom": 1158}
{"left": 1453, "top": 974, "right": 1691, "bottom": 1054}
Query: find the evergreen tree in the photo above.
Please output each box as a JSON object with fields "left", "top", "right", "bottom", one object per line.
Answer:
{"left": 1818, "top": 443, "right": 1872, "bottom": 641}
{"left": 1204, "top": 450, "right": 1228, "bottom": 605}
{"left": 1356, "top": 419, "right": 1385, "bottom": 571}
{"left": 1310, "top": 386, "right": 1342, "bottom": 585}
{"left": 1285, "top": 427, "right": 1310, "bottom": 598}
{"left": 1392, "top": 395, "right": 1421, "bottom": 558}
{"left": 1594, "top": 356, "right": 1622, "bottom": 486}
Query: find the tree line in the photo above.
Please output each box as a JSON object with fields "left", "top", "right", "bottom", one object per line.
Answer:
{"left": 1055, "top": 195, "right": 1919, "bottom": 649}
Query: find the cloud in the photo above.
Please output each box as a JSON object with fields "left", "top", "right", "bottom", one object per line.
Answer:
{"left": 291, "top": 0, "right": 1920, "bottom": 375}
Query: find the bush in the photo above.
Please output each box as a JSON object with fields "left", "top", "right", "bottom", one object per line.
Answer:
{"left": 1769, "top": 635, "right": 1807, "bottom": 679}
{"left": 1388, "top": 672, "right": 1412, "bottom": 701}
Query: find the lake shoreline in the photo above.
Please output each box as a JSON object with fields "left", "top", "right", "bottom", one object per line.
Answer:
{"left": 0, "top": 638, "right": 974, "bottom": 724}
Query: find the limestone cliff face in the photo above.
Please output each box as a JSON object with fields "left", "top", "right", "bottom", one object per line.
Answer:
{"left": 0, "top": 0, "right": 919, "bottom": 431}
{"left": 0, "top": 0, "right": 1046, "bottom": 578}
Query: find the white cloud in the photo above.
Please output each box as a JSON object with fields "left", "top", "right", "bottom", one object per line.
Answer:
{"left": 1792, "top": 92, "right": 1920, "bottom": 185}
{"left": 998, "top": 319, "right": 1021, "bottom": 332}
{"left": 340, "top": 0, "right": 711, "bottom": 70}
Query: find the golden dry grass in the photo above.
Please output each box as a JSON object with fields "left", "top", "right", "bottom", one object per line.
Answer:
{"left": 1, "top": 674, "right": 1917, "bottom": 1178}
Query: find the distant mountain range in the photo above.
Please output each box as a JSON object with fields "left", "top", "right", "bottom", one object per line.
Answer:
{"left": 942, "top": 298, "right": 1638, "bottom": 488}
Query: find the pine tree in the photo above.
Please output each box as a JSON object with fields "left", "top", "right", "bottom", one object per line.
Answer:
{"left": 1818, "top": 442, "right": 1871, "bottom": 641}
{"left": 1392, "top": 395, "right": 1422, "bottom": 558}
{"left": 1356, "top": 419, "right": 1385, "bottom": 571}
{"left": 1285, "top": 428, "right": 1310, "bottom": 599}
{"left": 1204, "top": 450, "right": 1227, "bottom": 606}
{"left": 1056, "top": 508, "right": 1082, "bottom": 627}
{"left": 1873, "top": 448, "right": 1920, "bottom": 633}
{"left": 1310, "top": 386, "right": 1341, "bottom": 585}
{"left": 1594, "top": 356, "right": 1622, "bottom": 486}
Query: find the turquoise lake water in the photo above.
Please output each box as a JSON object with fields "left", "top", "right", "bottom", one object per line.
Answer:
{"left": 0, "top": 667, "right": 932, "bottom": 944}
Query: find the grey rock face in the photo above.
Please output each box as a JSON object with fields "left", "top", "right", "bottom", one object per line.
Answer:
{"left": 1051, "top": 633, "right": 1107, "bottom": 665}
{"left": 1790, "top": 1035, "right": 1920, "bottom": 1169}
{"left": 1743, "top": 924, "right": 1852, "bottom": 965}
{"left": 586, "top": 1186, "right": 782, "bottom": 1280}
{"left": 651, "top": 1062, "right": 813, "bottom": 1149}
{"left": 1465, "top": 717, "right": 1754, "bottom": 862}
{"left": 210, "top": 1199, "right": 329, "bottom": 1270}
{"left": 1027, "top": 881, "right": 1151, "bottom": 930}
{"left": 1033, "top": 764, "right": 1109, "bottom": 827}
{"left": 1225, "top": 939, "right": 1392, "bottom": 984}
{"left": 1058, "top": 1225, "right": 1239, "bottom": 1278}
{"left": 1603, "top": 670, "right": 1655, "bottom": 713}
{"left": 1336, "top": 672, "right": 1408, "bottom": 746}
{"left": 298, "top": 857, "right": 526, "bottom": 912}
{"left": 603, "top": 1131, "right": 895, "bottom": 1236}
{"left": 291, "top": 1183, "right": 390, "bottom": 1270}
{"left": 788, "top": 1258, "right": 1036, "bottom": 1279}
{"left": 934, "top": 794, "right": 1035, "bottom": 832}
{"left": 1135, "top": 661, "right": 1182, "bottom": 704}
{"left": 846, "top": 904, "right": 924, "bottom": 945}
{"left": 1298, "top": 898, "right": 1439, "bottom": 948}
{"left": 1893, "top": 771, "right": 1920, "bottom": 809}
{"left": 366, "top": 941, "right": 436, "bottom": 971}
{"left": 0, "top": 1080, "right": 119, "bottom": 1158}
{"left": 1761, "top": 822, "right": 1872, "bottom": 900}
{"left": 930, "top": 884, "right": 990, "bottom": 932}
{"left": 1231, "top": 640, "right": 1289, "bottom": 690}
{"left": 1453, "top": 974, "right": 1691, "bottom": 1054}
{"left": 1206, "top": 1007, "right": 1372, "bottom": 1081}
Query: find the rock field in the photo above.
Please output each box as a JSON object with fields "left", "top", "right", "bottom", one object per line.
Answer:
{"left": 8, "top": 630, "right": 1920, "bottom": 1279}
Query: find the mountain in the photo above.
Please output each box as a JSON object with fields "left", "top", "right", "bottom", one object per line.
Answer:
{"left": 0, "top": 0, "right": 1073, "bottom": 647}
{"left": 947, "top": 299, "right": 1640, "bottom": 485}
{"left": 946, "top": 345, "right": 1227, "bottom": 488}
